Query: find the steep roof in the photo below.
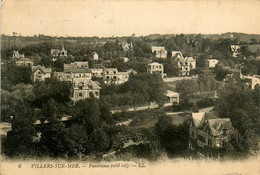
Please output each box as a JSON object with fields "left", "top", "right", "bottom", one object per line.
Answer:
{"left": 172, "top": 51, "right": 183, "bottom": 58}
{"left": 32, "top": 65, "right": 51, "bottom": 73}
{"left": 191, "top": 112, "right": 205, "bottom": 128}
{"left": 73, "top": 79, "right": 101, "bottom": 90}
{"left": 191, "top": 111, "right": 219, "bottom": 128}
{"left": 186, "top": 57, "right": 195, "bottom": 62}
{"left": 208, "top": 118, "right": 234, "bottom": 136}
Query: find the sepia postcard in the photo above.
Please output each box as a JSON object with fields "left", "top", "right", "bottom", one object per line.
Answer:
{"left": 1, "top": 0, "right": 260, "bottom": 175}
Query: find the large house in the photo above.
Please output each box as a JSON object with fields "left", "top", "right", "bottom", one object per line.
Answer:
{"left": 103, "top": 68, "right": 133, "bottom": 85}
{"left": 71, "top": 78, "right": 101, "bottom": 103}
{"left": 64, "top": 62, "right": 89, "bottom": 72}
{"left": 32, "top": 65, "right": 52, "bottom": 82}
{"left": 207, "top": 59, "right": 219, "bottom": 68}
{"left": 241, "top": 74, "right": 260, "bottom": 89}
{"left": 177, "top": 57, "right": 196, "bottom": 76}
{"left": 147, "top": 62, "right": 165, "bottom": 77}
{"left": 151, "top": 46, "right": 167, "bottom": 59}
{"left": 51, "top": 46, "right": 68, "bottom": 61}
{"left": 189, "top": 112, "right": 235, "bottom": 158}
{"left": 15, "top": 58, "right": 34, "bottom": 66}
{"left": 54, "top": 68, "right": 92, "bottom": 82}
{"left": 12, "top": 51, "right": 34, "bottom": 66}
{"left": 12, "top": 51, "right": 25, "bottom": 59}
{"left": 231, "top": 45, "right": 241, "bottom": 57}
{"left": 164, "top": 90, "right": 179, "bottom": 106}
{"left": 122, "top": 42, "right": 133, "bottom": 51}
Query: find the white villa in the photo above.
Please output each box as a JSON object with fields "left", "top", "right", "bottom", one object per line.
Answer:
{"left": 151, "top": 46, "right": 167, "bottom": 59}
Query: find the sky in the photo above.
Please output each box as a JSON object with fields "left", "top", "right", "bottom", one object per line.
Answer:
{"left": 1, "top": 0, "right": 260, "bottom": 37}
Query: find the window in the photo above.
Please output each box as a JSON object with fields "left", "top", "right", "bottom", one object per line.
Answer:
{"left": 79, "top": 93, "right": 83, "bottom": 97}
{"left": 223, "top": 129, "right": 227, "bottom": 136}
{"left": 79, "top": 82, "right": 83, "bottom": 90}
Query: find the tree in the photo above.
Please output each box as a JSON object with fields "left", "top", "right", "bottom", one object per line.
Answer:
{"left": 1, "top": 63, "right": 33, "bottom": 91}
{"left": 42, "top": 98, "right": 62, "bottom": 123}
{"left": 175, "top": 79, "right": 199, "bottom": 99}
{"left": 215, "top": 64, "right": 228, "bottom": 81}
{"left": 192, "top": 102, "right": 199, "bottom": 112}
{"left": 72, "top": 98, "right": 101, "bottom": 134}
{"left": 163, "top": 63, "right": 179, "bottom": 77}
{"left": 1, "top": 84, "right": 35, "bottom": 122}
{"left": 155, "top": 115, "right": 189, "bottom": 157}
{"left": 63, "top": 124, "right": 89, "bottom": 157}
{"left": 215, "top": 83, "right": 260, "bottom": 155}
{"left": 88, "top": 129, "right": 110, "bottom": 154}
{"left": 33, "top": 78, "right": 71, "bottom": 107}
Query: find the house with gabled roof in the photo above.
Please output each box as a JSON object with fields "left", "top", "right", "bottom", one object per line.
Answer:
{"left": 54, "top": 68, "right": 92, "bottom": 82}
{"left": 51, "top": 45, "right": 68, "bottom": 61}
{"left": 64, "top": 62, "right": 89, "bottom": 72}
{"left": 102, "top": 68, "right": 134, "bottom": 85}
{"left": 189, "top": 111, "right": 235, "bottom": 158}
{"left": 32, "top": 65, "right": 52, "bottom": 82}
{"left": 177, "top": 57, "right": 196, "bottom": 76}
{"left": 15, "top": 58, "right": 34, "bottom": 67}
{"left": 71, "top": 78, "right": 101, "bottom": 103}
{"left": 171, "top": 51, "right": 183, "bottom": 60}
{"left": 231, "top": 45, "right": 241, "bottom": 57}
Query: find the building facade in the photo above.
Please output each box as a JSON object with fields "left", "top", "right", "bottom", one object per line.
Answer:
{"left": 64, "top": 62, "right": 89, "bottom": 72}
{"left": 147, "top": 62, "right": 164, "bottom": 75}
{"left": 151, "top": 46, "right": 167, "bottom": 59}
{"left": 207, "top": 59, "right": 219, "bottom": 68}
{"left": 54, "top": 68, "right": 92, "bottom": 82}
{"left": 164, "top": 90, "right": 179, "bottom": 106}
{"left": 32, "top": 65, "right": 52, "bottom": 82}
{"left": 231, "top": 45, "right": 241, "bottom": 57}
{"left": 93, "top": 52, "right": 99, "bottom": 61}
{"left": 71, "top": 78, "right": 101, "bottom": 103}
{"left": 15, "top": 58, "right": 34, "bottom": 66}
{"left": 51, "top": 46, "right": 68, "bottom": 61}
{"left": 177, "top": 57, "right": 196, "bottom": 76}
{"left": 189, "top": 112, "right": 234, "bottom": 158}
